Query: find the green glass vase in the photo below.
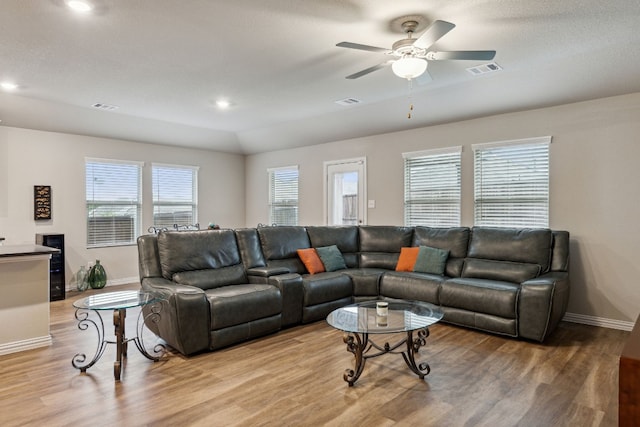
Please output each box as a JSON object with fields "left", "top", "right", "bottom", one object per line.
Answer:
{"left": 76, "top": 265, "right": 89, "bottom": 292}
{"left": 88, "top": 260, "right": 107, "bottom": 289}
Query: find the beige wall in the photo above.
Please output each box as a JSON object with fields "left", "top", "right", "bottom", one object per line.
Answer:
{"left": 0, "top": 126, "right": 245, "bottom": 286}
{"left": 245, "top": 92, "right": 640, "bottom": 323}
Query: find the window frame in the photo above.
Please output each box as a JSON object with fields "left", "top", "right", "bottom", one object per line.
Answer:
{"left": 268, "top": 165, "right": 299, "bottom": 226}
{"left": 151, "top": 163, "right": 199, "bottom": 230}
{"left": 402, "top": 146, "right": 462, "bottom": 227}
{"left": 85, "top": 157, "right": 143, "bottom": 248}
{"left": 472, "top": 136, "right": 551, "bottom": 228}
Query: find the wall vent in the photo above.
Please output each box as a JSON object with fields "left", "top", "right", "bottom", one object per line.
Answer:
{"left": 92, "top": 103, "right": 119, "bottom": 111}
{"left": 335, "top": 97, "right": 362, "bottom": 106}
{"left": 466, "top": 62, "right": 503, "bottom": 76}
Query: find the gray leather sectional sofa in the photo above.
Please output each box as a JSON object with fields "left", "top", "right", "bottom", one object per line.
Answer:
{"left": 137, "top": 225, "right": 570, "bottom": 355}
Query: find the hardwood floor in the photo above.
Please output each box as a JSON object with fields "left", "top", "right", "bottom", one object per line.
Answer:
{"left": 0, "top": 284, "right": 629, "bottom": 426}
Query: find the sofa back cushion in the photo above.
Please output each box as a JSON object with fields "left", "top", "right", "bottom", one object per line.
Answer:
{"left": 462, "top": 258, "right": 541, "bottom": 283}
{"left": 359, "top": 226, "right": 413, "bottom": 269}
{"left": 306, "top": 226, "right": 359, "bottom": 268}
{"left": 412, "top": 227, "right": 470, "bottom": 277}
{"left": 137, "top": 234, "right": 163, "bottom": 279}
{"left": 157, "top": 230, "right": 244, "bottom": 280}
{"left": 257, "top": 226, "right": 310, "bottom": 274}
{"left": 550, "top": 230, "right": 570, "bottom": 272}
{"left": 468, "top": 227, "right": 553, "bottom": 273}
{"left": 359, "top": 226, "right": 413, "bottom": 252}
{"left": 235, "top": 228, "right": 266, "bottom": 269}
{"left": 258, "top": 226, "right": 310, "bottom": 260}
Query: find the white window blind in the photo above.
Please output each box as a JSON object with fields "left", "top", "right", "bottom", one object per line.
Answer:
{"left": 268, "top": 166, "right": 299, "bottom": 226}
{"left": 152, "top": 164, "right": 198, "bottom": 229}
{"left": 86, "top": 158, "right": 142, "bottom": 247}
{"left": 403, "top": 147, "right": 461, "bottom": 227}
{"left": 473, "top": 137, "right": 551, "bottom": 228}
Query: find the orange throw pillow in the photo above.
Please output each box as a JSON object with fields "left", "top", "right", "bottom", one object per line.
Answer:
{"left": 396, "top": 247, "right": 420, "bottom": 272}
{"left": 297, "top": 248, "right": 325, "bottom": 274}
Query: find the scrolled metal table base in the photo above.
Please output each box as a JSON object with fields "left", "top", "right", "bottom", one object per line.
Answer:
{"left": 342, "top": 327, "right": 431, "bottom": 386}
{"left": 72, "top": 302, "right": 166, "bottom": 381}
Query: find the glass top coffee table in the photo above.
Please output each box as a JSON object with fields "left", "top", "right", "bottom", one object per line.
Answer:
{"left": 71, "top": 290, "right": 166, "bottom": 381}
{"left": 326, "top": 300, "right": 443, "bottom": 386}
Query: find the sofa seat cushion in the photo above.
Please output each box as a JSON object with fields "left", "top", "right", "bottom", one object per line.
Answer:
{"left": 302, "top": 272, "right": 353, "bottom": 306}
{"left": 206, "top": 284, "right": 282, "bottom": 330}
{"left": 441, "top": 278, "right": 520, "bottom": 319}
{"left": 379, "top": 271, "right": 443, "bottom": 303}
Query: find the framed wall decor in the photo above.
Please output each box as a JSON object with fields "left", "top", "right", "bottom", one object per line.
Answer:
{"left": 34, "top": 185, "right": 52, "bottom": 220}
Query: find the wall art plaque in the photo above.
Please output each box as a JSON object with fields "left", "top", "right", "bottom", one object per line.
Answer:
{"left": 34, "top": 185, "right": 52, "bottom": 220}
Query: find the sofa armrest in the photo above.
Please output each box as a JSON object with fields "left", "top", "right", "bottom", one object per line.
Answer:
{"left": 140, "top": 277, "right": 210, "bottom": 355}
{"left": 247, "top": 266, "right": 291, "bottom": 279}
{"left": 247, "top": 266, "right": 292, "bottom": 285}
{"left": 268, "top": 273, "right": 304, "bottom": 326}
{"left": 519, "top": 272, "right": 570, "bottom": 342}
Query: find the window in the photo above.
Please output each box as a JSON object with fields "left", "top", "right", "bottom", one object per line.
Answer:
{"left": 268, "top": 166, "right": 299, "bottom": 226}
{"left": 473, "top": 136, "right": 551, "bottom": 228}
{"left": 86, "top": 158, "right": 142, "bottom": 247}
{"left": 152, "top": 164, "right": 198, "bottom": 229}
{"left": 403, "top": 147, "right": 461, "bottom": 227}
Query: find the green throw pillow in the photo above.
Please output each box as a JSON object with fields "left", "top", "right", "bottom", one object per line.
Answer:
{"left": 413, "top": 246, "right": 449, "bottom": 275}
{"left": 315, "top": 245, "right": 347, "bottom": 272}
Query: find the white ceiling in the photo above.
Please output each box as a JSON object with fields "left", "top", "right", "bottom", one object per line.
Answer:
{"left": 1, "top": 0, "right": 639, "bottom": 155}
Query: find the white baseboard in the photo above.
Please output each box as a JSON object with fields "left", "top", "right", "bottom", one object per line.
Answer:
{"left": 0, "top": 335, "right": 52, "bottom": 356}
{"left": 105, "top": 276, "right": 139, "bottom": 287}
{"left": 66, "top": 276, "right": 139, "bottom": 291}
{"left": 563, "top": 312, "right": 635, "bottom": 331}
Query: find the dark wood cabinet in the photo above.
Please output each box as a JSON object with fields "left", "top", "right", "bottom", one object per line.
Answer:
{"left": 35, "top": 233, "right": 65, "bottom": 301}
{"left": 620, "top": 314, "right": 640, "bottom": 426}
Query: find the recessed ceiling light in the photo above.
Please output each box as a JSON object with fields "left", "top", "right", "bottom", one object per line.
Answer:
{"left": 216, "top": 99, "right": 230, "bottom": 109}
{"left": 0, "top": 82, "right": 18, "bottom": 91}
{"left": 66, "top": 1, "right": 93, "bottom": 13}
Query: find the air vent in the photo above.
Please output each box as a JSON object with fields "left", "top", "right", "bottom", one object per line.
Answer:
{"left": 92, "top": 103, "right": 119, "bottom": 111}
{"left": 466, "top": 62, "right": 502, "bottom": 76}
{"left": 335, "top": 97, "right": 362, "bottom": 106}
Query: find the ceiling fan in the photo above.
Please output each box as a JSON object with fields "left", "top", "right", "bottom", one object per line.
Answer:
{"left": 337, "top": 19, "right": 496, "bottom": 81}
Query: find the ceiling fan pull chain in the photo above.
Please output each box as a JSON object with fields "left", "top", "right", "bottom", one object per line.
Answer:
{"left": 407, "top": 79, "right": 414, "bottom": 119}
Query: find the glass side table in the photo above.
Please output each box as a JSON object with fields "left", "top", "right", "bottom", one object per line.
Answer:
{"left": 71, "top": 290, "right": 166, "bottom": 381}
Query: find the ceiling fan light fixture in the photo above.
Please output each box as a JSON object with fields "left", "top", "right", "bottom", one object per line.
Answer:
{"left": 392, "top": 56, "right": 427, "bottom": 80}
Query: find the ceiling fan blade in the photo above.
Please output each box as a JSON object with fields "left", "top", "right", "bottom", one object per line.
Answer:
{"left": 415, "top": 70, "right": 433, "bottom": 86}
{"left": 345, "top": 61, "right": 391, "bottom": 79}
{"left": 428, "top": 50, "right": 496, "bottom": 61}
{"left": 413, "top": 20, "right": 456, "bottom": 50}
{"left": 336, "top": 41, "right": 389, "bottom": 53}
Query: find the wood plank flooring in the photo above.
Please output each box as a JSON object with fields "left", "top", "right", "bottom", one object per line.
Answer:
{"left": 0, "top": 284, "right": 629, "bottom": 426}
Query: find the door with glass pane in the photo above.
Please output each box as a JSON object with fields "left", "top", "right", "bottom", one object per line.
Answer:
{"left": 325, "top": 158, "right": 366, "bottom": 225}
